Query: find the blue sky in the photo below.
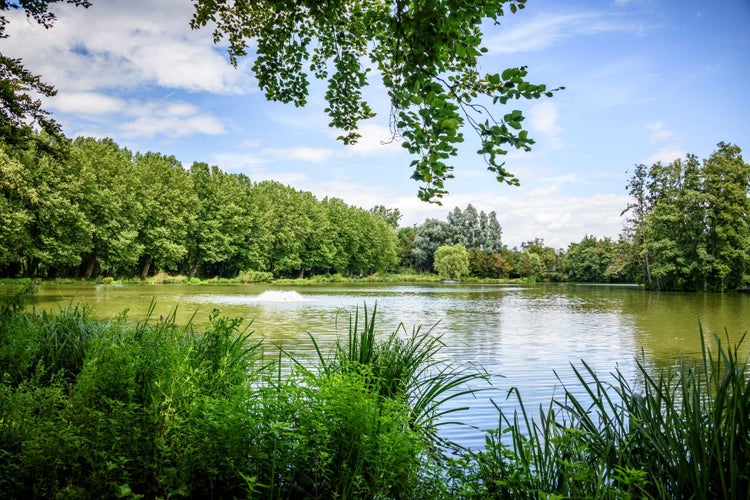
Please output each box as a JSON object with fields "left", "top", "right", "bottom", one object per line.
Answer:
{"left": 4, "top": 0, "right": 749, "bottom": 248}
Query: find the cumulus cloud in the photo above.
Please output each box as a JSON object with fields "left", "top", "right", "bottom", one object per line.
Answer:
{"left": 47, "top": 92, "right": 126, "bottom": 115}
{"left": 643, "top": 148, "right": 685, "bottom": 165}
{"left": 347, "top": 123, "right": 405, "bottom": 156}
{"left": 119, "top": 101, "right": 225, "bottom": 138}
{"left": 3, "top": 0, "right": 250, "bottom": 94}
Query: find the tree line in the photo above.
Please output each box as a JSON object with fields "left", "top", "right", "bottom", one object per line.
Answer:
{"left": 398, "top": 142, "right": 749, "bottom": 289}
{"left": 0, "top": 136, "right": 397, "bottom": 279}
{"left": 1, "top": 135, "right": 747, "bottom": 290}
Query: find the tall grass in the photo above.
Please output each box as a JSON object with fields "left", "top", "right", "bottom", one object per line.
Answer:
{"left": 2, "top": 284, "right": 748, "bottom": 498}
{"left": 310, "top": 303, "right": 490, "bottom": 449}
{"left": 451, "top": 325, "right": 750, "bottom": 499}
{"left": 0, "top": 296, "right": 478, "bottom": 497}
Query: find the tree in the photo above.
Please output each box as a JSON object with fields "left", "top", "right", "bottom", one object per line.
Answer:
{"left": 701, "top": 142, "right": 750, "bottom": 290}
{"left": 478, "top": 210, "right": 503, "bottom": 252}
{"left": 412, "top": 218, "right": 450, "bottom": 272}
{"left": 396, "top": 226, "right": 417, "bottom": 269}
{"left": 446, "top": 204, "right": 503, "bottom": 251}
{"left": 1, "top": 1, "right": 91, "bottom": 149}
{"left": 622, "top": 143, "right": 750, "bottom": 291}
{"left": 9, "top": 135, "right": 93, "bottom": 277}
{"left": 0, "top": 143, "right": 33, "bottom": 274}
{"left": 191, "top": 0, "right": 561, "bottom": 202}
{"left": 133, "top": 152, "right": 196, "bottom": 278}
{"left": 564, "top": 235, "right": 615, "bottom": 283}
{"left": 369, "top": 205, "right": 402, "bottom": 230}
{"left": 521, "top": 238, "right": 558, "bottom": 280}
{"left": 447, "top": 204, "right": 480, "bottom": 247}
{"left": 622, "top": 163, "right": 654, "bottom": 287}
{"left": 186, "top": 162, "right": 250, "bottom": 278}
{"left": 69, "top": 137, "right": 142, "bottom": 278}
{"left": 433, "top": 244, "right": 470, "bottom": 280}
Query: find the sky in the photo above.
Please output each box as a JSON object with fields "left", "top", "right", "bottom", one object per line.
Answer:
{"left": 4, "top": 0, "right": 749, "bottom": 249}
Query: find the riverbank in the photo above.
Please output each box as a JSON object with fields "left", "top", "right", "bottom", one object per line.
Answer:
{"left": 2, "top": 272, "right": 527, "bottom": 287}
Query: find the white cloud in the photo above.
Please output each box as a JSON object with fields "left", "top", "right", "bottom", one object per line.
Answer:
{"left": 529, "top": 102, "right": 564, "bottom": 149}
{"left": 347, "top": 123, "right": 405, "bottom": 156}
{"left": 119, "top": 101, "right": 225, "bottom": 138}
{"left": 47, "top": 92, "right": 125, "bottom": 115}
{"left": 261, "top": 147, "right": 336, "bottom": 164}
{"left": 486, "top": 10, "right": 648, "bottom": 54}
{"left": 643, "top": 148, "right": 685, "bottom": 165}
{"left": 645, "top": 121, "right": 676, "bottom": 144}
{"left": 3, "top": 0, "right": 251, "bottom": 94}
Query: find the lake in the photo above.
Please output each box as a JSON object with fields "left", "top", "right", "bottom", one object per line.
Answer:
{"left": 30, "top": 282, "right": 750, "bottom": 450}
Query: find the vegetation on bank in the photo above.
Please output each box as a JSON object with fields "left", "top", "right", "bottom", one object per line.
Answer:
{"left": 2, "top": 283, "right": 748, "bottom": 498}
{"left": 2, "top": 136, "right": 748, "bottom": 290}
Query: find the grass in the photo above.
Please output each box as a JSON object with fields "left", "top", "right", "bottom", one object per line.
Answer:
{"left": 309, "top": 303, "right": 490, "bottom": 449}
{"left": 1, "top": 282, "right": 748, "bottom": 498}
{"left": 448, "top": 325, "right": 750, "bottom": 499}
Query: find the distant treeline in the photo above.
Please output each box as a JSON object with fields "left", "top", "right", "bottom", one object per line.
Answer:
{"left": 1, "top": 136, "right": 747, "bottom": 289}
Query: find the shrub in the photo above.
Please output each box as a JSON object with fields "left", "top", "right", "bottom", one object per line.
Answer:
{"left": 236, "top": 269, "right": 271, "bottom": 283}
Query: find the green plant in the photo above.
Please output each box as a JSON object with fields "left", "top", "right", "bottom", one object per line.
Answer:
{"left": 237, "top": 269, "right": 274, "bottom": 283}
{"left": 458, "top": 325, "right": 750, "bottom": 499}
{"left": 311, "top": 303, "right": 489, "bottom": 449}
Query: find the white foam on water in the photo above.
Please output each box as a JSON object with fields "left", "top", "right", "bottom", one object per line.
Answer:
{"left": 187, "top": 290, "right": 308, "bottom": 306}
{"left": 253, "top": 290, "right": 307, "bottom": 302}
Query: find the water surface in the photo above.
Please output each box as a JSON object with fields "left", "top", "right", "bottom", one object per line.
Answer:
{"left": 30, "top": 282, "right": 750, "bottom": 449}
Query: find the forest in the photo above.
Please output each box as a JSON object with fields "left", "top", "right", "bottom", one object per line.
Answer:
{"left": 1, "top": 135, "right": 748, "bottom": 290}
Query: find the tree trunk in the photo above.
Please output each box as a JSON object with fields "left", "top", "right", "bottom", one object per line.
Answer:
{"left": 189, "top": 258, "right": 200, "bottom": 279}
{"left": 84, "top": 254, "right": 97, "bottom": 279}
{"left": 643, "top": 253, "right": 653, "bottom": 288}
{"left": 141, "top": 256, "right": 153, "bottom": 280}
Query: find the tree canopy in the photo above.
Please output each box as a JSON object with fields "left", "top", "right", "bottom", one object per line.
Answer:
{"left": 191, "top": 0, "right": 561, "bottom": 202}
{"left": 623, "top": 143, "right": 750, "bottom": 291}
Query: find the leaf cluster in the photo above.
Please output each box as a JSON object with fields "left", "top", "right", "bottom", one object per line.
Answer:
{"left": 191, "top": 0, "right": 562, "bottom": 202}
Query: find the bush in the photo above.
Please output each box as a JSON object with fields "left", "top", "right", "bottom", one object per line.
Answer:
{"left": 146, "top": 272, "right": 188, "bottom": 284}
{"left": 0, "top": 304, "right": 470, "bottom": 497}
{"left": 237, "top": 269, "right": 274, "bottom": 283}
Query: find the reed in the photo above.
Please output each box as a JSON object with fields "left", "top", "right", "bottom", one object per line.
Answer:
{"left": 311, "top": 303, "right": 489, "bottom": 449}
{"left": 454, "top": 325, "right": 750, "bottom": 498}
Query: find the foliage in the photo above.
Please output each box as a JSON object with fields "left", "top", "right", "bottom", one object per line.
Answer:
{"left": 0, "top": 137, "right": 400, "bottom": 280}
{"left": 2, "top": 300, "right": 749, "bottom": 497}
{"left": 190, "top": 0, "right": 561, "bottom": 202}
{"left": 370, "top": 204, "right": 402, "bottom": 230}
{"left": 623, "top": 143, "right": 750, "bottom": 291}
{"left": 0, "top": 303, "right": 482, "bottom": 497}
{"left": 564, "top": 235, "right": 617, "bottom": 282}
{"left": 236, "top": 269, "right": 274, "bottom": 283}
{"left": 434, "top": 244, "right": 471, "bottom": 280}
{"left": 312, "top": 304, "right": 489, "bottom": 448}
